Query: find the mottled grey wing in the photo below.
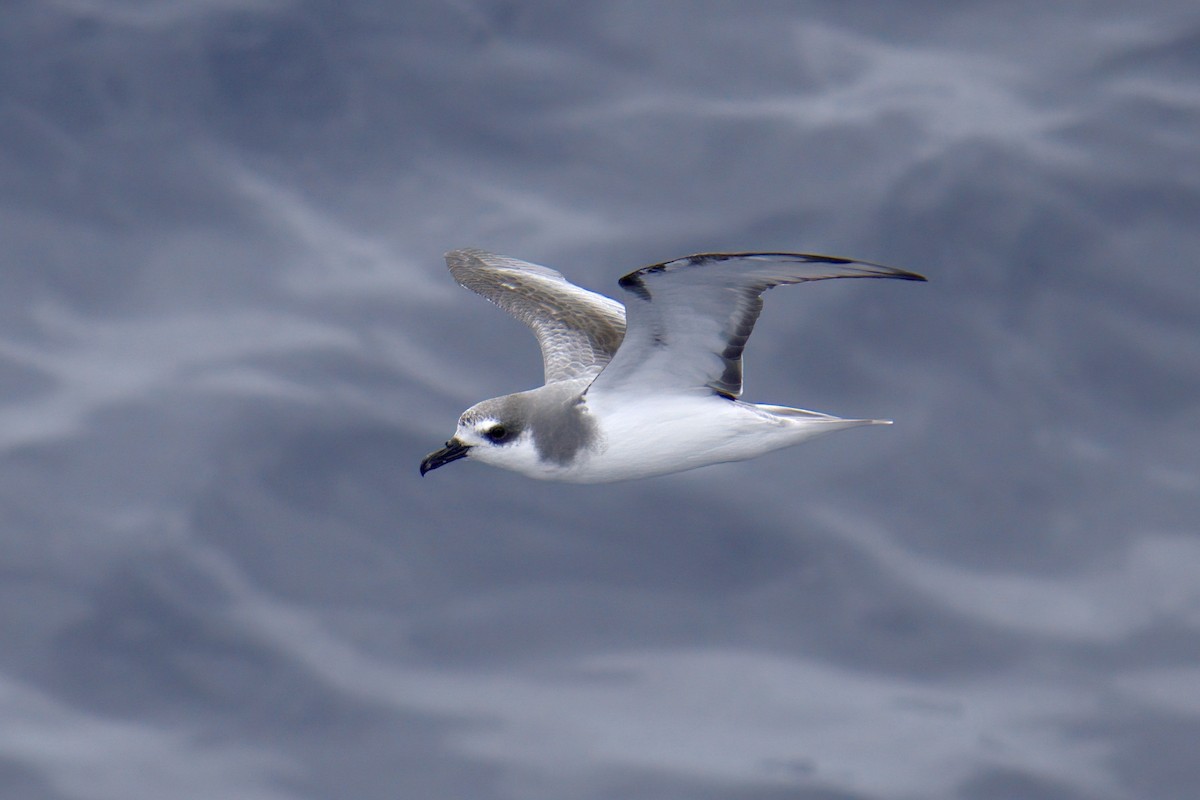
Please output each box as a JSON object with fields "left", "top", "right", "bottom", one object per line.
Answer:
{"left": 587, "top": 252, "right": 926, "bottom": 398}
{"left": 445, "top": 249, "right": 627, "bottom": 384}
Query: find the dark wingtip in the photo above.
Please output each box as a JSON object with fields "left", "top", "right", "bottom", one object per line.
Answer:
{"left": 618, "top": 272, "right": 652, "bottom": 301}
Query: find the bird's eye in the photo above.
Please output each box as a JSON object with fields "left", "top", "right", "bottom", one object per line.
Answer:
{"left": 485, "top": 425, "right": 507, "bottom": 443}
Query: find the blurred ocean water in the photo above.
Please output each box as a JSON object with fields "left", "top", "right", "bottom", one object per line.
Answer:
{"left": 1, "top": 2, "right": 1198, "bottom": 798}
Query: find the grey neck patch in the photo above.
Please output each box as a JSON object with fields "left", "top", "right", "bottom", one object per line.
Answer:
{"left": 523, "top": 381, "right": 597, "bottom": 466}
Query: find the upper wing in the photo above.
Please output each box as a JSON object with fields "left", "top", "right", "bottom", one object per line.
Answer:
{"left": 445, "top": 249, "right": 627, "bottom": 384}
{"left": 587, "top": 252, "right": 926, "bottom": 399}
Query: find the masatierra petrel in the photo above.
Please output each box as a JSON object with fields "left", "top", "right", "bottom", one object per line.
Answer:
{"left": 420, "top": 249, "right": 925, "bottom": 483}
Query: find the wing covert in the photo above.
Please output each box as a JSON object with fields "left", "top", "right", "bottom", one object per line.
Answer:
{"left": 444, "top": 249, "right": 627, "bottom": 384}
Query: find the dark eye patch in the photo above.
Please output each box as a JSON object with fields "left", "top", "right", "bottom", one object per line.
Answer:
{"left": 485, "top": 425, "right": 509, "bottom": 443}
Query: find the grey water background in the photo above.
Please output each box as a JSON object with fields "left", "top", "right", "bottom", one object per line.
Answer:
{"left": 2, "top": 2, "right": 1199, "bottom": 798}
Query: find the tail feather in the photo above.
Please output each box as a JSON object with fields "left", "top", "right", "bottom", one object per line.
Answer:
{"left": 755, "top": 403, "right": 889, "bottom": 423}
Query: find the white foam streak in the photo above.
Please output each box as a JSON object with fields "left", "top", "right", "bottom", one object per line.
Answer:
{"left": 47, "top": 0, "right": 294, "bottom": 29}
{"left": 217, "top": 155, "right": 452, "bottom": 302}
{"left": 565, "top": 23, "right": 1074, "bottom": 162}
{"left": 813, "top": 507, "right": 1200, "bottom": 641}
{"left": 0, "top": 305, "right": 356, "bottom": 449}
{"left": 0, "top": 675, "right": 295, "bottom": 800}
{"left": 179, "top": 540, "right": 1115, "bottom": 799}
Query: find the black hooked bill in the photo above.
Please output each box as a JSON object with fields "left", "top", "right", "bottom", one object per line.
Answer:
{"left": 420, "top": 439, "right": 470, "bottom": 475}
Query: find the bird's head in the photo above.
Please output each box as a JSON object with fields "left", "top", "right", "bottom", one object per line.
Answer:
{"left": 420, "top": 395, "right": 533, "bottom": 476}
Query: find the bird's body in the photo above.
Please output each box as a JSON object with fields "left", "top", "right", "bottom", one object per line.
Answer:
{"left": 421, "top": 249, "right": 924, "bottom": 483}
{"left": 473, "top": 384, "right": 875, "bottom": 483}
